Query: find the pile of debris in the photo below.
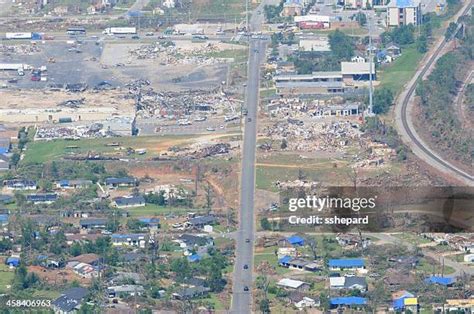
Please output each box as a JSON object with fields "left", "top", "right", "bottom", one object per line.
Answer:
{"left": 128, "top": 42, "right": 228, "bottom": 65}
{"left": 58, "top": 98, "right": 85, "bottom": 108}
{"left": 0, "top": 44, "right": 42, "bottom": 56}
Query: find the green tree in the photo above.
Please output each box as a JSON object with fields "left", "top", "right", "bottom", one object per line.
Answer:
{"left": 373, "top": 87, "right": 394, "bottom": 114}
{"left": 260, "top": 218, "right": 271, "bottom": 230}
{"left": 328, "top": 30, "right": 354, "bottom": 60}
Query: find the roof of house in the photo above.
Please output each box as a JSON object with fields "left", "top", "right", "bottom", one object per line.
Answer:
{"left": 330, "top": 277, "right": 345, "bottom": 287}
{"left": 277, "top": 278, "right": 307, "bottom": 289}
{"left": 105, "top": 177, "right": 136, "bottom": 185}
{"left": 287, "top": 235, "right": 305, "bottom": 245}
{"left": 426, "top": 276, "right": 455, "bottom": 286}
{"left": 179, "top": 234, "right": 212, "bottom": 247}
{"left": 0, "top": 194, "right": 13, "bottom": 203}
{"left": 189, "top": 215, "right": 216, "bottom": 225}
{"left": 138, "top": 217, "right": 160, "bottom": 225}
{"left": 5, "top": 179, "right": 36, "bottom": 187}
{"left": 328, "top": 258, "right": 365, "bottom": 268}
{"left": 26, "top": 193, "right": 57, "bottom": 202}
{"left": 0, "top": 214, "right": 9, "bottom": 222}
{"left": 69, "top": 253, "right": 100, "bottom": 264}
{"left": 330, "top": 296, "right": 367, "bottom": 306}
{"left": 174, "top": 286, "right": 210, "bottom": 298}
{"left": 52, "top": 287, "right": 89, "bottom": 312}
{"left": 107, "top": 285, "right": 145, "bottom": 293}
{"left": 79, "top": 218, "right": 108, "bottom": 226}
{"left": 278, "top": 255, "right": 293, "bottom": 264}
{"left": 111, "top": 233, "right": 146, "bottom": 241}
{"left": 6, "top": 256, "right": 20, "bottom": 264}
{"left": 344, "top": 276, "right": 367, "bottom": 288}
{"left": 113, "top": 195, "right": 145, "bottom": 207}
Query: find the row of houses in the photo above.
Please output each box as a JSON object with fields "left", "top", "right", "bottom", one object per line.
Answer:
{"left": 2, "top": 177, "right": 137, "bottom": 191}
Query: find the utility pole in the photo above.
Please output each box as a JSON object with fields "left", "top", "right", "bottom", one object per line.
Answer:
{"left": 246, "top": 0, "right": 249, "bottom": 32}
{"left": 367, "top": 12, "right": 374, "bottom": 116}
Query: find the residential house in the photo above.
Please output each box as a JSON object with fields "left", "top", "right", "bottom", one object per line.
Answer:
{"left": 111, "top": 233, "right": 147, "bottom": 248}
{"left": 138, "top": 218, "right": 160, "bottom": 230}
{"left": 328, "top": 258, "right": 365, "bottom": 271}
{"left": 386, "top": 44, "right": 401, "bottom": 56}
{"left": 187, "top": 254, "right": 202, "bottom": 263}
{"left": 176, "top": 234, "right": 214, "bottom": 249}
{"left": 187, "top": 215, "right": 216, "bottom": 229}
{"left": 0, "top": 214, "right": 9, "bottom": 226}
{"left": 109, "top": 272, "right": 144, "bottom": 285}
{"left": 105, "top": 177, "right": 137, "bottom": 188}
{"left": 437, "top": 299, "right": 474, "bottom": 313}
{"left": 280, "top": 235, "right": 305, "bottom": 247}
{"left": 336, "top": 233, "right": 371, "bottom": 248}
{"left": 464, "top": 253, "right": 474, "bottom": 263}
{"left": 69, "top": 253, "right": 101, "bottom": 266}
{"left": 288, "top": 292, "right": 320, "bottom": 310}
{"left": 4, "top": 179, "right": 37, "bottom": 190}
{"left": 330, "top": 296, "right": 367, "bottom": 309}
{"left": 112, "top": 195, "right": 146, "bottom": 208}
{"left": 0, "top": 138, "right": 10, "bottom": 154}
{"left": 350, "top": 54, "right": 366, "bottom": 63}
{"left": 79, "top": 218, "right": 108, "bottom": 229}
{"left": 0, "top": 194, "right": 13, "bottom": 204}
{"left": 72, "top": 262, "right": 98, "bottom": 278}
{"left": 6, "top": 256, "right": 20, "bottom": 267}
{"left": 276, "top": 278, "right": 310, "bottom": 291}
{"left": 56, "top": 179, "right": 92, "bottom": 189}
{"left": 26, "top": 193, "right": 58, "bottom": 204}
{"left": 107, "top": 285, "right": 144, "bottom": 298}
{"left": 0, "top": 155, "right": 9, "bottom": 172}
{"left": 392, "top": 290, "right": 418, "bottom": 313}
{"left": 281, "top": 0, "right": 303, "bottom": 17}
{"left": 384, "top": 269, "right": 416, "bottom": 290}
{"left": 425, "top": 276, "right": 456, "bottom": 287}
{"left": 51, "top": 287, "right": 89, "bottom": 314}
{"left": 172, "top": 286, "right": 210, "bottom": 300}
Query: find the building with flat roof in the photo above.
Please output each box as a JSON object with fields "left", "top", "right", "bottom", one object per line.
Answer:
{"left": 387, "top": 0, "right": 422, "bottom": 27}
{"left": 341, "top": 62, "right": 376, "bottom": 82}
{"left": 274, "top": 72, "right": 344, "bottom": 95}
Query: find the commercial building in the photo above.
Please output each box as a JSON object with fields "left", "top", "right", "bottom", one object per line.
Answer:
{"left": 341, "top": 62, "right": 376, "bottom": 82}
{"left": 387, "top": 0, "right": 422, "bottom": 27}
{"left": 274, "top": 72, "right": 344, "bottom": 95}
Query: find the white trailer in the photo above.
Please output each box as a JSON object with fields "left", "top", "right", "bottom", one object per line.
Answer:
{"left": 5, "top": 32, "right": 32, "bottom": 39}
{"left": 0, "top": 64, "right": 25, "bottom": 71}
{"left": 103, "top": 27, "right": 137, "bottom": 35}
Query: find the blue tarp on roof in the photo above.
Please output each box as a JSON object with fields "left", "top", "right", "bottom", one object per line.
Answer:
{"left": 278, "top": 255, "right": 292, "bottom": 265}
{"left": 138, "top": 218, "right": 160, "bottom": 225}
{"left": 0, "top": 214, "right": 9, "bottom": 222}
{"left": 287, "top": 235, "right": 305, "bottom": 246}
{"left": 188, "top": 254, "right": 201, "bottom": 262}
{"left": 328, "top": 258, "right": 365, "bottom": 268}
{"left": 6, "top": 257, "right": 20, "bottom": 267}
{"left": 426, "top": 276, "right": 455, "bottom": 286}
{"left": 330, "top": 296, "right": 367, "bottom": 306}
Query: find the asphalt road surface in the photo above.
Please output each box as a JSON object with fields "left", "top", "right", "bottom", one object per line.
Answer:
{"left": 230, "top": 37, "right": 266, "bottom": 314}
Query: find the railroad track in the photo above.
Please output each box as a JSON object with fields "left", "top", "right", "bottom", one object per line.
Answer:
{"left": 397, "top": 2, "right": 473, "bottom": 185}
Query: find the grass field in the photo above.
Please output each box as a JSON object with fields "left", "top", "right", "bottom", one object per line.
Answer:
{"left": 189, "top": 0, "right": 250, "bottom": 21}
{"left": 0, "top": 264, "right": 14, "bottom": 293}
{"left": 378, "top": 44, "right": 424, "bottom": 95}
{"left": 416, "top": 258, "right": 455, "bottom": 275}
{"left": 21, "top": 134, "right": 201, "bottom": 164}
{"left": 206, "top": 49, "right": 248, "bottom": 63}
{"left": 125, "top": 204, "right": 207, "bottom": 217}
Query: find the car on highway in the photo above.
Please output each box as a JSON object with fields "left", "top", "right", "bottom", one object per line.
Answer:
{"left": 245, "top": 238, "right": 250, "bottom": 243}
{"left": 243, "top": 264, "right": 248, "bottom": 269}
{"left": 247, "top": 118, "right": 252, "bottom": 122}
{"left": 131, "top": 35, "right": 140, "bottom": 39}
{"left": 244, "top": 286, "right": 249, "bottom": 292}
{"left": 206, "top": 127, "right": 216, "bottom": 132}
{"left": 145, "top": 32, "right": 154, "bottom": 36}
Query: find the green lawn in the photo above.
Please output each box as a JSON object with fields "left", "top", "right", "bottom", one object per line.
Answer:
{"left": 22, "top": 135, "right": 198, "bottom": 164}
{"left": 125, "top": 204, "right": 206, "bottom": 217}
{"left": 392, "top": 233, "right": 432, "bottom": 245}
{"left": 254, "top": 251, "right": 291, "bottom": 275}
{"left": 205, "top": 49, "right": 248, "bottom": 63}
{"left": 189, "top": 0, "right": 251, "bottom": 21}
{"left": 200, "top": 293, "right": 227, "bottom": 310}
{"left": 378, "top": 44, "right": 424, "bottom": 95}
{"left": 0, "top": 264, "right": 14, "bottom": 293}
{"left": 416, "top": 258, "right": 455, "bottom": 275}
